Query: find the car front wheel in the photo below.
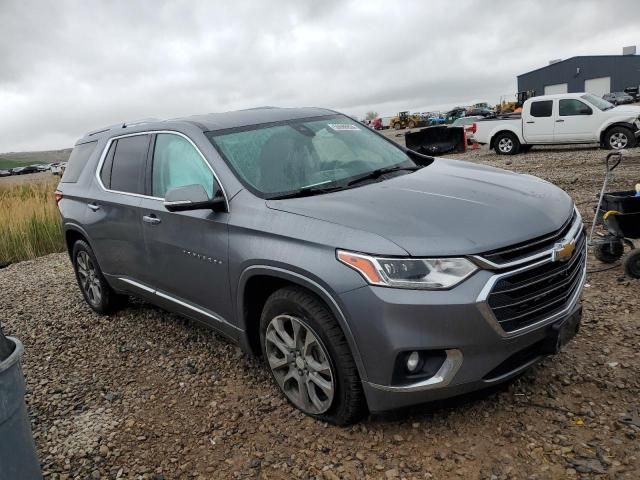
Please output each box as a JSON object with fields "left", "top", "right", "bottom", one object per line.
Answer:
{"left": 606, "top": 126, "right": 637, "bottom": 150}
{"left": 260, "top": 286, "right": 366, "bottom": 425}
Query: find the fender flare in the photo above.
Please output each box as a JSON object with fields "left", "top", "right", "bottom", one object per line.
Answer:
{"left": 236, "top": 265, "right": 369, "bottom": 382}
{"left": 599, "top": 122, "right": 637, "bottom": 144}
{"left": 62, "top": 223, "right": 93, "bottom": 258}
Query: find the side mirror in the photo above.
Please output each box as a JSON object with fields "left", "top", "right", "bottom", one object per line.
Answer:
{"left": 163, "top": 184, "right": 227, "bottom": 213}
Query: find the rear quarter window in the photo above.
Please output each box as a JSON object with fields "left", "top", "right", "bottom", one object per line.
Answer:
{"left": 60, "top": 141, "right": 98, "bottom": 183}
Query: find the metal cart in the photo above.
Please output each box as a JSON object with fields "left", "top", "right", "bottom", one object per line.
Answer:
{"left": 589, "top": 151, "right": 640, "bottom": 278}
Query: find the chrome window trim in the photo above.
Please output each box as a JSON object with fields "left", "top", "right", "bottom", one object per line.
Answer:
{"left": 117, "top": 276, "right": 240, "bottom": 332}
{"left": 367, "top": 349, "right": 463, "bottom": 392}
{"left": 472, "top": 208, "right": 582, "bottom": 270}
{"left": 94, "top": 130, "right": 230, "bottom": 211}
{"left": 476, "top": 242, "right": 587, "bottom": 338}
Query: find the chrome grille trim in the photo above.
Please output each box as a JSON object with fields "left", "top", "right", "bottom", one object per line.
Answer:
{"left": 476, "top": 223, "right": 587, "bottom": 338}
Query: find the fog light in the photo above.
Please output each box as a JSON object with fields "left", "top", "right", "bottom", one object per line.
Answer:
{"left": 406, "top": 351, "right": 420, "bottom": 372}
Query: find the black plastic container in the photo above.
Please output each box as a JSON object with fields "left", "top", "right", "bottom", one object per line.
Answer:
{"left": 606, "top": 212, "right": 640, "bottom": 239}
{"left": 599, "top": 190, "right": 640, "bottom": 214}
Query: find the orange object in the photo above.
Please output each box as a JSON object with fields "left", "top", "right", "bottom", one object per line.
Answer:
{"left": 336, "top": 251, "right": 382, "bottom": 284}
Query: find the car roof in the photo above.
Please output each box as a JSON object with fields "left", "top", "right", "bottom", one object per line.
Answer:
{"left": 77, "top": 106, "right": 338, "bottom": 144}
{"left": 528, "top": 93, "right": 591, "bottom": 101}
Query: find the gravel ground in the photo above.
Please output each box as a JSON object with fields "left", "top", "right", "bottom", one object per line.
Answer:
{"left": 2, "top": 143, "right": 640, "bottom": 479}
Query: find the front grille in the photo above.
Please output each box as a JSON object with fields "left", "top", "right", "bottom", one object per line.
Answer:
{"left": 481, "top": 210, "right": 577, "bottom": 265}
{"left": 487, "top": 230, "right": 586, "bottom": 333}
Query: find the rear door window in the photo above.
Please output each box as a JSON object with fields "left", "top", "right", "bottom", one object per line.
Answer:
{"left": 61, "top": 141, "right": 98, "bottom": 183}
{"left": 108, "top": 135, "right": 150, "bottom": 195}
{"left": 529, "top": 101, "right": 553, "bottom": 117}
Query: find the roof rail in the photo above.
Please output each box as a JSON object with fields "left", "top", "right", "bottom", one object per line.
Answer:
{"left": 122, "top": 118, "right": 161, "bottom": 128}
{"left": 86, "top": 124, "right": 122, "bottom": 136}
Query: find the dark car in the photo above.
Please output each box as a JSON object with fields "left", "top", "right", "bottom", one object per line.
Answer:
{"left": 56, "top": 108, "right": 585, "bottom": 424}
{"left": 11, "top": 165, "right": 39, "bottom": 175}
{"left": 603, "top": 92, "right": 635, "bottom": 105}
{"left": 465, "top": 107, "right": 494, "bottom": 117}
{"left": 0, "top": 169, "right": 11, "bottom": 177}
{"left": 624, "top": 87, "right": 639, "bottom": 102}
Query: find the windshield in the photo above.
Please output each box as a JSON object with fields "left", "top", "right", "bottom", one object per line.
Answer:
{"left": 581, "top": 93, "right": 614, "bottom": 111}
{"left": 207, "top": 115, "right": 418, "bottom": 198}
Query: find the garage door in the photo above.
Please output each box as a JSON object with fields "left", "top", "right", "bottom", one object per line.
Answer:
{"left": 544, "top": 83, "right": 568, "bottom": 95}
{"left": 584, "top": 76, "right": 611, "bottom": 96}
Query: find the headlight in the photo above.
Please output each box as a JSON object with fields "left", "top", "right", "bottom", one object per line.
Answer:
{"left": 336, "top": 250, "right": 478, "bottom": 289}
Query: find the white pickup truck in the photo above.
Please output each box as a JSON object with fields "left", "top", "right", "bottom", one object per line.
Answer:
{"left": 474, "top": 93, "right": 640, "bottom": 155}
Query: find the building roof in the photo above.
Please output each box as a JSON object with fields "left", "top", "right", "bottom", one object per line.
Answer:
{"left": 518, "top": 55, "right": 639, "bottom": 78}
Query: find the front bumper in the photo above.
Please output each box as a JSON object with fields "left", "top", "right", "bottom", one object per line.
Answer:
{"left": 339, "top": 247, "right": 586, "bottom": 413}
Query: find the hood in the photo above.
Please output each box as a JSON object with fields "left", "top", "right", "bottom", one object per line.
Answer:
{"left": 266, "top": 158, "right": 574, "bottom": 257}
{"left": 611, "top": 105, "right": 640, "bottom": 116}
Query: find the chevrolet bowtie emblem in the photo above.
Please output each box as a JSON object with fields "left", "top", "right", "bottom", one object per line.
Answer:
{"left": 552, "top": 240, "right": 575, "bottom": 262}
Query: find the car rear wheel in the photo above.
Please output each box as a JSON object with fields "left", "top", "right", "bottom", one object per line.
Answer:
{"left": 72, "top": 240, "right": 127, "bottom": 314}
{"left": 260, "top": 286, "right": 366, "bottom": 425}
{"left": 494, "top": 132, "right": 520, "bottom": 155}
{"left": 606, "top": 126, "right": 637, "bottom": 150}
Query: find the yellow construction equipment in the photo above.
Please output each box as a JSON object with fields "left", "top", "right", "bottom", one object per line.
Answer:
{"left": 389, "top": 111, "right": 422, "bottom": 130}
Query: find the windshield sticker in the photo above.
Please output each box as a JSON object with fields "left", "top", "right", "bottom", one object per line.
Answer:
{"left": 328, "top": 123, "right": 360, "bottom": 131}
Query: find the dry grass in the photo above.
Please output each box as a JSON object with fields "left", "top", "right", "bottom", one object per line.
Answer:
{"left": 0, "top": 180, "right": 63, "bottom": 265}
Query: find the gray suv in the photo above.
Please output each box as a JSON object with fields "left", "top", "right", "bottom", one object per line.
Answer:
{"left": 57, "top": 108, "right": 586, "bottom": 424}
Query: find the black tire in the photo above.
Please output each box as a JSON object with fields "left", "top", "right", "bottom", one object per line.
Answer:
{"left": 407, "top": 120, "right": 416, "bottom": 129}
{"left": 593, "top": 239, "right": 624, "bottom": 264}
{"left": 493, "top": 132, "right": 520, "bottom": 155}
{"left": 393, "top": 122, "right": 402, "bottom": 130}
{"left": 72, "top": 240, "right": 127, "bottom": 314}
{"left": 260, "top": 286, "right": 366, "bottom": 425}
{"left": 605, "top": 126, "right": 637, "bottom": 150}
{"left": 623, "top": 249, "right": 640, "bottom": 278}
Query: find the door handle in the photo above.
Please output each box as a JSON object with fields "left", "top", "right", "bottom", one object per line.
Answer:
{"left": 526, "top": 121, "right": 535, "bottom": 124}
{"left": 556, "top": 119, "right": 564, "bottom": 123}
{"left": 143, "top": 214, "right": 161, "bottom": 225}
{"left": 87, "top": 203, "right": 100, "bottom": 212}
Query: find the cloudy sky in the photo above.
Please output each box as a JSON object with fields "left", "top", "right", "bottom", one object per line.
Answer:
{"left": 1, "top": 0, "right": 639, "bottom": 153}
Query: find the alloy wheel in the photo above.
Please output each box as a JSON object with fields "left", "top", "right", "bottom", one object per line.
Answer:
{"left": 610, "top": 133, "right": 628, "bottom": 150}
{"left": 265, "top": 314, "right": 335, "bottom": 414}
{"left": 76, "top": 251, "right": 102, "bottom": 306}
{"left": 498, "top": 137, "right": 513, "bottom": 153}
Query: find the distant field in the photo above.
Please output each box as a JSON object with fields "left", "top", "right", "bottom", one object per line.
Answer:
{"left": 0, "top": 148, "right": 71, "bottom": 170}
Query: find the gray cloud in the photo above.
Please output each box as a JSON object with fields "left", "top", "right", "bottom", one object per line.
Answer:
{"left": 1, "top": 0, "right": 639, "bottom": 152}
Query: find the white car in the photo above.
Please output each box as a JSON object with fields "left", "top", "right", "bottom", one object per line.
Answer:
{"left": 51, "top": 162, "right": 67, "bottom": 176}
{"left": 474, "top": 93, "right": 640, "bottom": 154}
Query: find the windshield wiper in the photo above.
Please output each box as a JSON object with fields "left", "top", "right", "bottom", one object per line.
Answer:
{"left": 268, "top": 183, "right": 345, "bottom": 200}
{"left": 346, "top": 165, "right": 422, "bottom": 187}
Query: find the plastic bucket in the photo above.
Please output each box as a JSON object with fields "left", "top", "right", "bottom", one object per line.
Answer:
{"left": 0, "top": 337, "right": 42, "bottom": 480}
